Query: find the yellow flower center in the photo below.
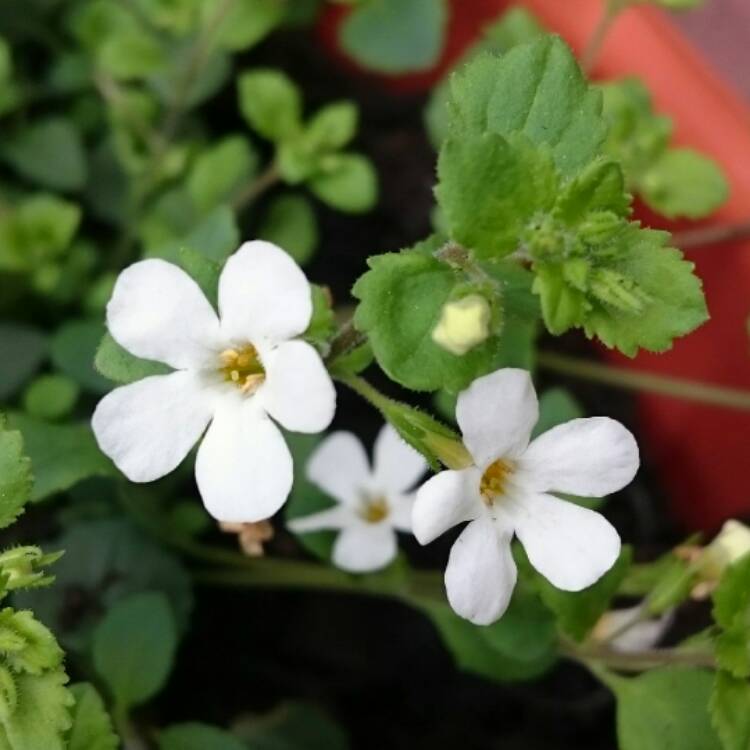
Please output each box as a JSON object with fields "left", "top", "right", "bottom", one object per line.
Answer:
{"left": 479, "top": 459, "right": 515, "bottom": 506}
{"left": 219, "top": 345, "right": 265, "bottom": 394}
{"left": 360, "top": 496, "right": 389, "bottom": 524}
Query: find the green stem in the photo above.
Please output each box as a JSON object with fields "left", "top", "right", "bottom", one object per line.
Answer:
{"left": 562, "top": 639, "right": 716, "bottom": 672}
{"left": 537, "top": 351, "right": 750, "bottom": 412}
{"left": 581, "top": 0, "right": 628, "bottom": 74}
{"left": 673, "top": 219, "right": 750, "bottom": 250}
{"left": 231, "top": 162, "right": 281, "bottom": 211}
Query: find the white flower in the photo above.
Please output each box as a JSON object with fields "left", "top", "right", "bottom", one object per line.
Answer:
{"left": 412, "top": 368, "right": 639, "bottom": 625}
{"left": 287, "top": 425, "right": 427, "bottom": 573}
{"left": 92, "top": 241, "right": 336, "bottom": 522}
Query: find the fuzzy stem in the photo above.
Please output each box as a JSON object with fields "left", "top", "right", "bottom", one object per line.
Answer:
{"left": 581, "top": 0, "right": 628, "bottom": 74}
{"left": 673, "top": 219, "right": 750, "bottom": 250}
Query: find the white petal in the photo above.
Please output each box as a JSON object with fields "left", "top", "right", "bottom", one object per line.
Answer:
{"left": 456, "top": 368, "right": 538, "bottom": 468}
{"left": 520, "top": 417, "right": 639, "bottom": 497}
{"left": 107, "top": 258, "right": 221, "bottom": 369}
{"left": 332, "top": 523, "right": 397, "bottom": 573}
{"left": 218, "top": 241, "right": 312, "bottom": 345}
{"left": 388, "top": 493, "right": 416, "bottom": 532}
{"left": 195, "top": 398, "right": 293, "bottom": 522}
{"left": 372, "top": 424, "right": 427, "bottom": 494}
{"left": 411, "top": 468, "right": 484, "bottom": 545}
{"left": 287, "top": 504, "right": 354, "bottom": 533}
{"left": 307, "top": 431, "right": 370, "bottom": 505}
{"left": 510, "top": 492, "right": 621, "bottom": 591}
{"left": 92, "top": 371, "right": 213, "bottom": 482}
{"left": 445, "top": 517, "right": 517, "bottom": 625}
{"left": 261, "top": 340, "right": 336, "bottom": 433}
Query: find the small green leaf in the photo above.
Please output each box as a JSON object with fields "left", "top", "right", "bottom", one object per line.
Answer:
{"left": 713, "top": 555, "right": 750, "bottom": 631}
{"left": 95, "top": 333, "right": 172, "bottom": 385}
{"left": 51, "top": 319, "right": 111, "bottom": 394}
{"left": 710, "top": 671, "right": 750, "bottom": 750}
{"left": 187, "top": 135, "right": 258, "bottom": 213}
{"left": 0, "top": 324, "right": 47, "bottom": 400}
{"left": 448, "top": 37, "right": 606, "bottom": 176}
{"left": 67, "top": 683, "right": 118, "bottom": 750}
{"left": 305, "top": 285, "right": 336, "bottom": 350}
{"left": 238, "top": 69, "right": 302, "bottom": 142}
{"left": 93, "top": 591, "right": 177, "bottom": 711}
{"left": 207, "top": 0, "right": 285, "bottom": 51}
{"left": 0, "top": 608, "right": 63, "bottom": 675}
{"left": 308, "top": 153, "right": 378, "bottom": 213}
{"left": 0, "top": 419, "right": 32, "bottom": 529}
{"left": 614, "top": 667, "right": 722, "bottom": 750}
{"left": 306, "top": 101, "right": 358, "bottom": 151}
{"left": 259, "top": 193, "right": 318, "bottom": 266}
{"left": 159, "top": 722, "right": 246, "bottom": 750}
{"left": 340, "top": 0, "right": 447, "bottom": 73}
{"left": 99, "top": 29, "right": 166, "bottom": 80}
{"left": 641, "top": 148, "right": 728, "bottom": 220}
{"left": 22, "top": 375, "right": 79, "bottom": 422}
{"left": 3, "top": 118, "right": 87, "bottom": 191}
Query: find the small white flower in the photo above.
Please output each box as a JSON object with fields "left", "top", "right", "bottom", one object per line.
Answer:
{"left": 287, "top": 425, "right": 427, "bottom": 573}
{"left": 412, "top": 368, "right": 639, "bottom": 625}
{"left": 92, "top": 241, "right": 336, "bottom": 522}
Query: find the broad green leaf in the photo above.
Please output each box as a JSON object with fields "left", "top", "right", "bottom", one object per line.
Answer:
{"left": 0, "top": 668, "right": 72, "bottom": 750}
{"left": 523, "top": 545, "right": 632, "bottom": 641}
{"left": 182, "top": 205, "right": 239, "bottom": 263}
{"left": 308, "top": 153, "right": 378, "bottom": 213}
{"left": 641, "top": 148, "right": 728, "bottom": 220}
{"left": 176, "top": 247, "right": 221, "bottom": 307}
{"left": 0, "top": 418, "right": 32, "bottom": 529}
{"left": 238, "top": 69, "right": 301, "bottom": 142}
{"left": 51, "top": 319, "right": 111, "bottom": 394}
{"left": 259, "top": 193, "right": 318, "bottom": 266}
{"left": 340, "top": 0, "right": 447, "bottom": 73}
{"left": 436, "top": 132, "right": 559, "bottom": 258}
{"left": 6, "top": 414, "right": 115, "bottom": 502}
{"left": 448, "top": 37, "right": 606, "bottom": 176}
{"left": 17, "top": 517, "right": 193, "bottom": 652}
{"left": 99, "top": 30, "right": 166, "bottom": 80}
{"left": 95, "top": 333, "right": 171, "bottom": 385}
{"left": 67, "top": 683, "right": 118, "bottom": 750}
{"left": 187, "top": 135, "right": 258, "bottom": 213}
{"left": 0, "top": 324, "right": 47, "bottom": 399}
{"left": 22, "top": 375, "right": 79, "bottom": 422}
{"left": 3, "top": 118, "right": 86, "bottom": 191}
{"left": 306, "top": 102, "right": 358, "bottom": 152}
{"left": 159, "top": 723, "right": 246, "bottom": 750}
{"left": 207, "top": 0, "right": 285, "bottom": 51}
{"left": 0, "top": 608, "right": 63, "bottom": 675}
{"left": 614, "top": 667, "right": 722, "bottom": 750}
{"left": 353, "top": 241, "right": 535, "bottom": 392}
{"left": 93, "top": 591, "right": 177, "bottom": 711}
{"left": 710, "top": 671, "right": 750, "bottom": 750}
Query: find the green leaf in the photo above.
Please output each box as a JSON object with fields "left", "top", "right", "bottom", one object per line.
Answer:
{"left": 238, "top": 69, "right": 302, "bottom": 142}
{"left": 418, "top": 587, "right": 557, "bottom": 683}
{"left": 6, "top": 414, "right": 115, "bottom": 502}
{"left": 710, "top": 671, "right": 750, "bottom": 750}
{"left": 259, "top": 193, "right": 319, "bottom": 266}
{"left": 0, "top": 668, "right": 72, "bottom": 750}
{"left": 304, "top": 285, "right": 336, "bottom": 351}
{"left": 22, "top": 375, "right": 79, "bottom": 422}
{"left": 0, "top": 325, "right": 47, "bottom": 400}
{"left": 93, "top": 591, "right": 177, "bottom": 711}
{"left": 714, "top": 555, "right": 750, "bottom": 631}
{"left": 448, "top": 37, "right": 606, "bottom": 176}
{"left": 0, "top": 419, "right": 32, "bottom": 529}
{"left": 3, "top": 118, "right": 87, "bottom": 191}
{"left": 641, "top": 148, "right": 728, "bottom": 220}
{"left": 353, "top": 241, "right": 534, "bottom": 392}
{"left": 17, "top": 517, "right": 193, "bottom": 652}
{"left": 207, "top": 0, "right": 285, "bottom": 51}
{"left": 176, "top": 247, "right": 221, "bottom": 307}
{"left": 0, "top": 608, "right": 63, "bottom": 675}
{"left": 436, "top": 132, "right": 559, "bottom": 259}
{"left": 308, "top": 153, "right": 378, "bottom": 213}
{"left": 340, "top": 0, "right": 447, "bottom": 73}
{"left": 159, "top": 722, "right": 246, "bottom": 750}
{"left": 187, "top": 135, "right": 258, "bottom": 213}
{"left": 67, "top": 683, "right": 118, "bottom": 750}
{"left": 51, "top": 319, "right": 111, "bottom": 394}
{"left": 524, "top": 545, "right": 632, "bottom": 641}
{"left": 95, "top": 333, "right": 171, "bottom": 385}
{"left": 306, "top": 101, "right": 358, "bottom": 151}
{"left": 614, "top": 667, "right": 722, "bottom": 750}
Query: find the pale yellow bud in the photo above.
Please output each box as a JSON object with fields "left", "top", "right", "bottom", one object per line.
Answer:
{"left": 431, "top": 294, "right": 491, "bottom": 356}
{"left": 700, "top": 520, "right": 750, "bottom": 579}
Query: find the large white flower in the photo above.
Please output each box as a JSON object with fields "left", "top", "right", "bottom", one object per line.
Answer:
{"left": 92, "top": 241, "right": 336, "bottom": 522}
{"left": 287, "top": 425, "right": 427, "bottom": 573}
{"left": 412, "top": 368, "right": 639, "bottom": 625}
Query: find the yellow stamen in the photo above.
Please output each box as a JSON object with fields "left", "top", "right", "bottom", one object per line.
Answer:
{"left": 360, "top": 496, "right": 389, "bottom": 524}
{"left": 479, "top": 459, "right": 515, "bottom": 506}
{"left": 219, "top": 344, "right": 266, "bottom": 394}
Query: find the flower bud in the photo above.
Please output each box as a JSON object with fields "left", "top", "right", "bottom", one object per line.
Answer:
{"left": 699, "top": 520, "right": 750, "bottom": 580}
{"left": 431, "top": 294, "right": 491, "bottom": 356}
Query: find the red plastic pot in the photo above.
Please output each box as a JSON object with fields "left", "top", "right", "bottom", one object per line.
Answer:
{"left": 318, "top": 0, "right": 750, "bottom": 531}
